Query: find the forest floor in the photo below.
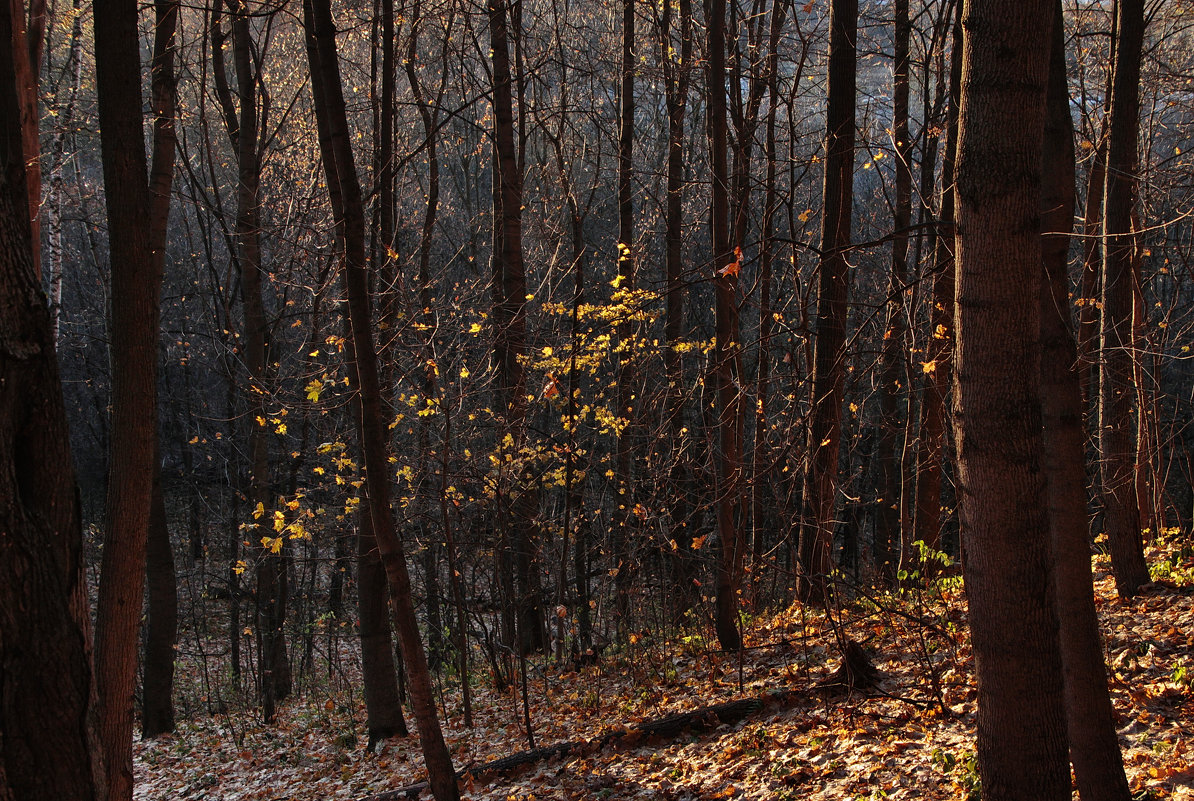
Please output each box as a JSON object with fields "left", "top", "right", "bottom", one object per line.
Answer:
{"left": 134, "top": 545, "right": 1194, "bottom": 801}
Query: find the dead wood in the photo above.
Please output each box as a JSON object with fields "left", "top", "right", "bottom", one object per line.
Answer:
{"left": 359, "top": 685, "right": 822, "bottom": 799}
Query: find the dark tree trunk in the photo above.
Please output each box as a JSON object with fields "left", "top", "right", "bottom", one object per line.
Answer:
{"left": 660, "top": 0, "right": 695, "bottom": 620}
{"left": 1039, "top": 7, "right": 1131, "bottom": 798}
{"left": 303, "top": 2, "right": 458, "bottom": 797}
{"left": 952, "top": 3, "right": 1069, "bottom": 800}
{"left": 92, "top": 0, "right": 162, "bottom": 796}
{"left": 489, "top": 0, "right": 544, "bottom": 656}
{"left": 1099, "top": 0, "right": 1151, "bottom": 597}
{"left": 0, "top": 5, "right": 104, "bottom": 794}
{"left": 708, "top": 0, "right": 744, "bottom": 651}
{"left": 799, "top": 0, "right": 856, "bottom": 603}
{"left": 879, "top": 0, "right": 911, "bottom": 580}
{"left": 613, "top": 0, "right": 636, "bottom": 635}
{"left": 141, "top": 0, "right": 181, "bottom": 740}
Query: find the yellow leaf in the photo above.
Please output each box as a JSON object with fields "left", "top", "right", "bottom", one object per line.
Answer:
{"left": 922, "top": 360, "right": 938, "bottom": 374}
{"left": 253, "top": 502, "right": 265, "bottom": 520}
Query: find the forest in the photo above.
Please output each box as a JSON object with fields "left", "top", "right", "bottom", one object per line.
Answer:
{"left": 2, "top": 0, "right": 1193, "bottom": 799}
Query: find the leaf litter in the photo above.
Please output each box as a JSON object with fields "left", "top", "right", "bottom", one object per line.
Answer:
{"left": 134, "top": 545, "right": 1194, "bottom": 801}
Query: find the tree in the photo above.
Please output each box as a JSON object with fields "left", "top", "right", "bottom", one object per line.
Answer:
{"left": 952, "top": 2, "right": 1070, "bottom": 799}
{"left": 92, "top": 0, "right": 165, "bottom": 795}
{"left": 877, "top": 0, "right": 911, "bottom": 579}
{"left": 799, "top": 0, "right": 857, "bottom": 603}
{"left": 1099, "top": 0, "right": 1151, "bottom": 596}
{"left": 303, "top": 1, "right": 459, "bottom": 797}
{"left": 141, "top": 0, "right": 181, "bottom": 739}
{"left": 1039, "top": 3, "right": 1131, "bottom": 797}
{"left": 707, "top": 0, "right": 744, "bottom": 651}
{"left": 1, "top": 2, "right": 104, "bottom": 794}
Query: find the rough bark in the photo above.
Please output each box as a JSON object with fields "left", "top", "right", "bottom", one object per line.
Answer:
{"left": 952, "top": 3, "right": 1070, "bottom": 799}
{"left": 0, "top": 4, "right": 105, "bottom": 793}
{"left": 1040, "top": 7, "right": 1131, "bottom": 798}
{"left": 1099, "top": 0, "right": 1151, "bottom": 596}
{"left": 303, "top": 2, "right": 459, "bottom": 797}
{"left": 92, "top": 0, "right": 161, "bottom": 796}
{"left": 799, "top": 0, "right": 856, "bottom": 603}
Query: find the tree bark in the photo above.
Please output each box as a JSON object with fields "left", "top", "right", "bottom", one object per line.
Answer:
{"left": 0, "top": 4, "right": 105, "bottom": 793}
{"left": 708, "top": 0, "right": 744, "bottom": 650}
{"left": 1040, "top": 6, "right": 1131, "bottom": 798}
{"left": 1100, "top": 0, "right": 1151, "bottom": 597}
{"left": 92, "top": 0, "right": 162, "bottom": 796}
{"left": 141, "top": 0, "right": 181, "bottom": 740}
{"left": 799, "top": 0, "right": 856, "bottom": 604}
{"left": 952, "top": 3, "right": 1070, "bottom": 799}
{"left": 303, "top": 2, "right": 459, "bottom": 797}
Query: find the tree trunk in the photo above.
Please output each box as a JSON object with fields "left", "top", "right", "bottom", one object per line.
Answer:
{"left": 952, "top": 4, "right": 1069, "bottom": 800}
{"left": 44, "top": 0, "right": 84, "bottom": 345}
{"left": 879, "top": 0, "right": 911, "bottom": 581}
{"left": 613, "top": 0, "right": 636, "bottom": 635}
{"left": 660, "top": 0, "right": 695, "bottom": 621}
{"left": 303, "top": 2, "right": 458, "bottom": 797}
{"left": 708, "top": 0, "right": 744, "bottom": 651}
{"left": 1039, "top": 7, "right": 1131, "bottom": 798}
{"left": 1100, "top": 0, "right": 1151, "bottom": 597}
{"left": 92, "top": 0, "right": 162, "bottom": 796}
{"left": 0, "top": 5, "right": 105, "bottom": 793}
{"left": 912, "top": 0, "right": 961, "bottom": 566}
{"left": 488, "top": 0, "right": 544, "bottom": 655}
{"left": 141, "top": 0, "right": 181, "bottom": 740}
{"left": 799, "top": 0, "right": 856, "bottom": 604}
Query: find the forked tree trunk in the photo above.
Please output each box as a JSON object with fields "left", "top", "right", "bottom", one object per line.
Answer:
{"left": 1100, "top": 0, "right": 1151, "bottom": 596}
{"left": 799, "top": 0, "right": 856, "bottom": 604}
{"left": 952, "top": 3, "right": 1069, "bottom": 799}
{"left": 303, "top": 2, "right": 458, "bottom": 798}
{"left": 92, "top": 0, "right": 163, "bottom": 796}
{"left": 1039, "top": 7, "right": 1131, "bottom": 798}
{"left": 0, "top": 5, "right": 104, "bottom": 794}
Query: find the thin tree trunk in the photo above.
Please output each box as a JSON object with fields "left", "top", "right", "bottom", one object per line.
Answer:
{"left": 952, "top": 3, "right": 1069, "bottom": 799}
{"left": 799, "top": 0, "right": 856, "bottom": 604}
{"left": 613, "top": 0, "right": 636, "bottom": 635}
{"left": 141, "top": 0, "right": 181, "bottom": 740}
{"left": 44, "top": 0, "right": 84, "bottom": 345}
{"left": 1040, "top": 7, "right": 1131, "bottom": 797}
{"left": 880, "top": 0, "right": 911, "bottom": 581}
{"left": 660, "top": 0, "right": 695, "bottom": 621}
{"left": 1100, "top": 0, "right": 1151, "bottom": 596}
{"left": 708, "top": 0, "right": 745, "bottom": 651}
{"left": 912, "top": 0, "right": 961, "bottom": 564}
{"left": 303, "top": 3, "right": 458, "bottom": 797}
